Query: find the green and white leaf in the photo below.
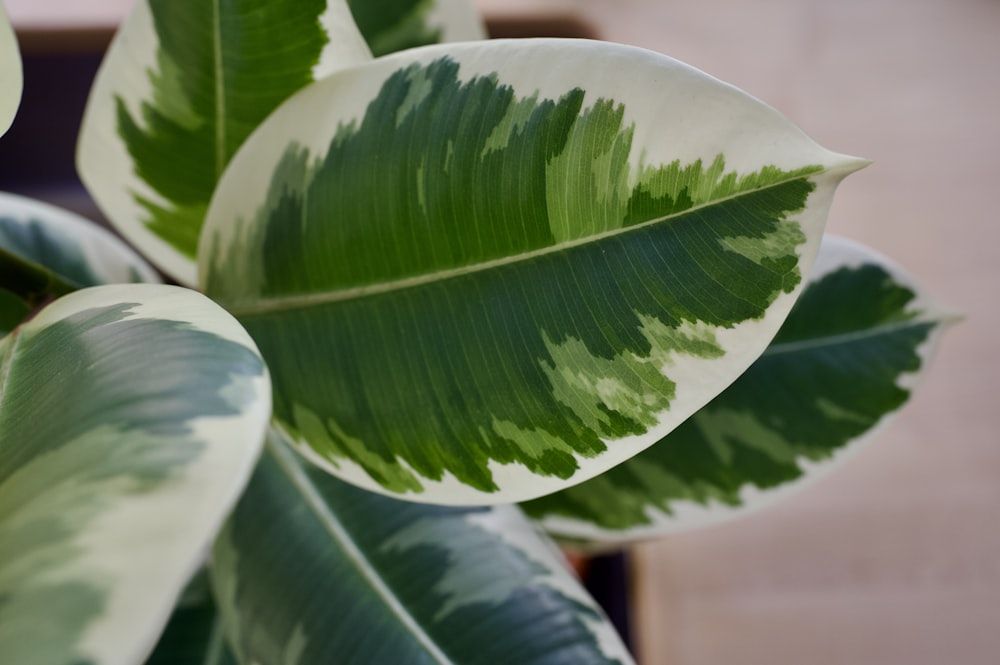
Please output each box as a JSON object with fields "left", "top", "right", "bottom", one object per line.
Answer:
{"left": 202, "top": 39, "right": 864, "bottom": 504}
{"left": 77, "top": 0, "right": 373, "bottom": 285}
{"left": 0, "top": 1, "right": 22, "bottom": 138}
{"left": 0, "top": 284, "right": 271, "bottom": 665}
{"left": 347, "top": 0, "right": 486, "bottom": 57}
{"left": 523, "top": 236, "right": 954, "bottom": 546}
{"left": 0, "top": 192, "right": 159, "bottom": 335}
{"left": 212, "top": 431, "right": 633, "bottom": 665}
{"left": 0, "top": 191, "right": 160, "bottom": 288}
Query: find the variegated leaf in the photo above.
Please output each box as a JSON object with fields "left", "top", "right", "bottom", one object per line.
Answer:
{"left": 0, "top": 284, "right": 271, "bottom": 665}
{"left": 523, "top": 236, "right": 954, "bottom": 546}
{"left": 0, "top": 1, "right": 22, "bottom": 137}
{"left": 0, "top": 191, "right": 160, "bottom": 288}
{"left": 347, "top": 0, "right": 486, "bottom": 57}
{"left": 212, "top": 431, "right": 633, "bottom": 665}
{"left": 201, "top": 39, "right": 864, "bottom": 504}
{"left": 0, "top": 192, "right": 159, "bottom": 335}
{"left": 77, "top": 0, "right": 373, "bottom": 285}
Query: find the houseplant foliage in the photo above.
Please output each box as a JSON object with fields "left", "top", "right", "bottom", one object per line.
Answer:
{"left": 0, "top": 0, "right": 952, "bottom": 664}
{"left": 0, "top": 282, "right": 271, "bottom": 665}
{"left": 525, "top": 236, "right": 953, "bottom": 545}
{"left": 0, "top": 2, "right": 18, "bottom": 137}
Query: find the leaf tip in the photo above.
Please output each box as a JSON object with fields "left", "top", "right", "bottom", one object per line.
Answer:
{"left": 827, "top": 153, "right": 872, "bottom": 178}
{"left": 937, "top": 309, "right": 965, "bottom": 329}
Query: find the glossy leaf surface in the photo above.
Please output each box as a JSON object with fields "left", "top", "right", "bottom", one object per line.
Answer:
{"left": 524, "top": 236, "right": 953, "bottom": 545}
{"left": 0, "top": 285, "right": 271, "bottom": 665}
{"left": 0, "top": 192, "right": 160, "bottom": 289}
{"left": 0, "top": 2, "right": 21, "bottom": 137}
{"left": 212, "top": 432, "right": 633, "bottom": 665}
{"left": 77, "top": 0, "right": 372, "bottom": 284}
{"left": 347, "top": 0, "right": 486, "bottom": 57}
{"left": 202, "top": 39, "right": 863, "bottom": 504}
{"left": 0, "top": 192, "right": 159, "bottom": 334}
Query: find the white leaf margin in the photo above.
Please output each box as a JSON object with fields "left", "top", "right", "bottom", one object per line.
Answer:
{"left": 0, "top": 191, "right": 160, "bottom": 286}
{"left": 204, "top": 38, "right": 866, "bottom": 505}
{"left": 536, "top": 235, "right": 957, "bottom": 547}
{"left": 77, "top": 0, "right": 372, "bottom": 286}
{"left": 77, "top": 1, "right": 178, "bottom": 280}
{"left": 458, "top": 505, "right": 635, "bottom": 663}
{"left": 315, "top": 0, "right": 374, "bottom": 76}
{"left": 425, "top": 0, "right": 487, "bottom": 43}
{"left": 0, "top": 1, "right": 22, "bottom": 137}
{"left": 217, "top": 434, "right": 635, "bottom": 665}
{"left": 0, "top": 284, "right": 272, "bottom": 665}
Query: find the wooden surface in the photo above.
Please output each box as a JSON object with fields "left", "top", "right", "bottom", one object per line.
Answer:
{"left": 7, "top": 1, "right": 999, "bottom": 663}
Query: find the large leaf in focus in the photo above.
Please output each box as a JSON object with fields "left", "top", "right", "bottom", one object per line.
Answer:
{"left": 202, "top": 40, "right": 864, "bottom": 504}
{"left": 77, "top": 0, "right": 372, "bottom": 285}
{"left": 0, "top": 192, "right": 159, "bottom": 335}
{"left": 212, "top": 432, "right": 634, "bottom": 665}
{"left": 0, "top": 284, "right": 271, "bottom": 665}
{"left": 201, "top": 40, "right": 865, "bottom": 504}
{"left": 524, "top": 236, "right": 954, "bottom": 546}
{"left": 347, "top": 0, "right": 486, "bottom": 57}
{"left": 0, "top": 2, "right": 21, "bottom": 137}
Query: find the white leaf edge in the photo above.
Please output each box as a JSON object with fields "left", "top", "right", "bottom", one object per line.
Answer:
{"left": 0, "top": 2, "right": 22, "bottom": 137}
{"left": 459, "top": 505, "right": 635, "bottom": 663}
{"left": 425, "top": 0, "right": 487, "bottom": 43}
{"left": 1, "top": 284, "right": 272, "bottom": 665}
{"left": 535, "top": 235, "right": 957, "bottom": 547}
{"left": 204, "top": 38, "right": 865, "bottom": 505}
{"left": 77, "top": 0, "right": 372, "bottom": 286}
{"left": 0, "top": 191, "right": 160, "bottom": 286}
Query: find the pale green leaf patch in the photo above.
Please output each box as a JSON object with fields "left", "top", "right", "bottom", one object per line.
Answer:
{"left": 212, "top": 431, "right": 633, "bottom": 665}
{"left": 524, "top": 236, "right": 954, "bottom": 546}
{"left": 77, "top": 0, "right": 372, "bottom": 285}
{"left": 0, "top": 2, "right": 22, "bottom": 138}
{"left": 0, "top": 284, "right": 271, "bottom": 665}
{"left": 202, "top": 39, "right": 864, "bottom": 505}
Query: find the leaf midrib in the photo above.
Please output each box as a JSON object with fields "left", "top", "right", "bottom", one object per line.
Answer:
{"left": 268, "top": 437, "right": 455, "bottom": 665}
{"left": 202, "top": 616, "right": 227, "bottom": 665}
{"left": 0, "top": 329, "right": 22, "bottom": 425}
{"left": 223, "top": 170, "right": 817, "bottom": 317}
{"left": 212, "top": 0, "right": 227, "bottom": 179}
{"left": 762, "top": 317, "right": 933, "bottom": 357}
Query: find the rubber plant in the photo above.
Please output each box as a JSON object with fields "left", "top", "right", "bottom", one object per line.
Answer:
{"left": 0, "top": 1, "right": 953, "bottom": 663}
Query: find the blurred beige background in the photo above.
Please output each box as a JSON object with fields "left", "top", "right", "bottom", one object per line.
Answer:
{"left": 7, "top": 0, "right": 998, "bottom": 663}
{"left": 482, "top": 1, "right": 999, "bottom": 663}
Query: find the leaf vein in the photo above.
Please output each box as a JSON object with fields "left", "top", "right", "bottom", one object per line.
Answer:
{"left": 763, "top": 318, "right": 934, "bottom": 357}
{"left": 267, "top": 438, "right": 455, "bottom": 665}
{"left": 212, "top": 0, "right": 227, "bottom": 178}
{"left": 226, "top": 171, "right": 818, "bottom": 317}
{"left": 0, "top": 329, "right": 22, "bottom": 427}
